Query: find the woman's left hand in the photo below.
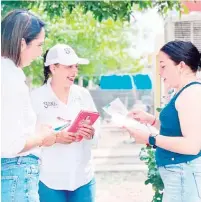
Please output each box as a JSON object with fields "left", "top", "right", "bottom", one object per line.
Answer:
{"left": 77, "top": 123, "right": 95, "bottom": 140}
{"left": 123, "top": 127, "right": 149, "bottom": 144}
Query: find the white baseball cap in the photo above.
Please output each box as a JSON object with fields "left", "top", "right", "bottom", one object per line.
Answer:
{"left": 44, "top": 44, "right": 89, "bottom": 66}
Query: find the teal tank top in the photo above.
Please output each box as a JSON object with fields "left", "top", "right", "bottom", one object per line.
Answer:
{"left": 156, "top": 81, "right": 201, "bottom": 166}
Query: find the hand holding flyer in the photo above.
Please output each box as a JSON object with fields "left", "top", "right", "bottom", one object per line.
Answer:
{"left": 103, "top": 98, "right": 158, "bottom": 134}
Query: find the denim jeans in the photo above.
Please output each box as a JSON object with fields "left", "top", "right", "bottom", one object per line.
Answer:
{"left": 39, "top": 178, "right": 96, "bottom": 202}
{"left": 1, "top": 154, "right": 40, "bottom": 202}
{"left": 159, "top": 156, "right": 201, "bottom": 202}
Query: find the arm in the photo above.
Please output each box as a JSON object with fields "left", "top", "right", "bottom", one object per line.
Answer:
{"left": 20, "top": 125, "right": 57, "bottom": 153}
{"left": 129, "top": 109, "right": 161, "bottom": 130}
{"left": 2, "top": 82, "right": 57, "bottom": 157}
{"left": 149, "top": 116, "right": 160, "bottom": 130}
{"left": 1, "top": 84, "right": 43, "bottom": 156}
{"left": 126, "top": 86, "right": 201, "bottom": 155}
{"left": 19, "top": 136, "right": 43, "bottom": 153}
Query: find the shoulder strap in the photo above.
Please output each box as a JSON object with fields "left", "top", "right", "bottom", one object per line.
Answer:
{"left": 174, "top": 81, "right": 201, "bottom": 100}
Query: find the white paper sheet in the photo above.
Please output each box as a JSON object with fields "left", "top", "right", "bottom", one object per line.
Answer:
{"left": 103, "top": 98, "right": 158, "bottom": 134}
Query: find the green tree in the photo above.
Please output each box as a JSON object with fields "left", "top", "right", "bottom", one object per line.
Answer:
{"left": 14, "top": 5, "right": 143, "bottom": 86}
{"left": 1, "top": 0, "right": 182, "bottom": 21}
{"left": 1, "top": 1, "right": 182, "bottom": 87}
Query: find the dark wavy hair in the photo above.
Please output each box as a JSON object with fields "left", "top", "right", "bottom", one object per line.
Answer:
{"left": 160, "top": 40, "right": 201, "bottom": 73}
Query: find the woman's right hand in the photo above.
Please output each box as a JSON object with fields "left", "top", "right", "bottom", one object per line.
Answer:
{"left": 55, "top": 131, "right": 77, "bottom": 144}
{"left": 36, "top": 124, "right": 76, "bottom": 146}
{"left": 128, "top": 109, "right": 155, "bottom": 125}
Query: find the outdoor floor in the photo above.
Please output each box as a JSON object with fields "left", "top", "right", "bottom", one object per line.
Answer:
{"left": 93, "top": 124, "right": 154, "bottom": 202}
{"left": 96, "top": 171, "right": 153, "bottom": 202}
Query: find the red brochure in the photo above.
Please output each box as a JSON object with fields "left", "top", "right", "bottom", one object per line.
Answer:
{"left": 68, "top": 110, "right": 99, "bottom": 141}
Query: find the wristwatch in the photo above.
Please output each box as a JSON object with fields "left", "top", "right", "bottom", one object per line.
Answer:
{"left": 148, "top": 133, "right": 158, "bottom": 148}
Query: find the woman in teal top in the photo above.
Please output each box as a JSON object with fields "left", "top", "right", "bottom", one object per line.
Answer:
{"left": 125, "top": 40, "right": 201, "bottom": 202}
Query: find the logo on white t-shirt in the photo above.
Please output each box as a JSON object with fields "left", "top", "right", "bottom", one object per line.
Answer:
{"left": 43, "top": 101, "right": 58, "bottom": 109}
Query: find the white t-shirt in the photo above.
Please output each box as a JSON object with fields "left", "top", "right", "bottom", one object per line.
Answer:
{"left": 30, "top": 80, "right": 100, "bottom": 191}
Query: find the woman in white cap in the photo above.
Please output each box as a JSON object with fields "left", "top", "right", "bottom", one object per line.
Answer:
{"left": 30, "top": 44, "right": 100, "bottom": 202}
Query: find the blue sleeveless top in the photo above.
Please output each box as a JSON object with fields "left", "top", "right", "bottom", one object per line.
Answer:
{"left": 156, "top": 82, "right": 201, "bottom": 167}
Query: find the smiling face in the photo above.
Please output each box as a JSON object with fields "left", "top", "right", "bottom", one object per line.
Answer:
{"left": 158, "top": 51, "right": 182, "bottom": 89}
{"left": 50, "top": 63, "right": 78, "bottom": 88}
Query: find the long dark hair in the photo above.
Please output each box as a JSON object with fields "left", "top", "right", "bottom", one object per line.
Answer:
{"left": 1, "top": 9, "right": 45, "bottom": 66}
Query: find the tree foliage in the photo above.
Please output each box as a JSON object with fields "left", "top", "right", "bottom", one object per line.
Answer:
{"left": 1, "top": 1, "right": 182, "bottom": 87}
{"left": 2, "top": 0, "right": 181, "bottom": 21}
{"left": 4, "top": 5, "right": 142, "bottom": 86}
{"left": 1, "top": 1, "right": 182, "bottom": 86}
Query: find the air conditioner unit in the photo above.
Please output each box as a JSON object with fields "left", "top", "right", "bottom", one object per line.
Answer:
{"left": 164, "top": 12, "right": 201, "bottom": 52}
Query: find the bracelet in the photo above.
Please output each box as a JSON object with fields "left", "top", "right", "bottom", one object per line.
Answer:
{"left": 151, "top": 117, "right": 156, "bottom": 126}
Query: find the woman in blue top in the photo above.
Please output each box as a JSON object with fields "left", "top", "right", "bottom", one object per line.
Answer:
{"left": 125, "top": 40, "right": 201, "bottom": 202}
